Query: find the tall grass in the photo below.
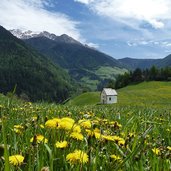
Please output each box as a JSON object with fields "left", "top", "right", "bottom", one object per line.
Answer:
{"left": 0, "top": 97, "right": 170, "bottom": 170}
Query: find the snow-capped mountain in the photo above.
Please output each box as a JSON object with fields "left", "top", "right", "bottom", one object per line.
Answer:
{"left": 10, "top": 29, "right": 40, "bottom": 39}
{"left": 10, "top": 29, "right": 81, "bottom": 45}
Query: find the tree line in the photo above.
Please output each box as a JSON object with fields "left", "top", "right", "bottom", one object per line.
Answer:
{"left": 97, "top": 65, "right": 171, "bottom": 90}
{"left": 114, "top": 66, "right": 171, "bottom": 89}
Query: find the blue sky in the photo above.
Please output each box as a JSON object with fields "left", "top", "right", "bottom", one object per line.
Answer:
{"left": 1, "top": 0, "right": 171, "bottom": 59}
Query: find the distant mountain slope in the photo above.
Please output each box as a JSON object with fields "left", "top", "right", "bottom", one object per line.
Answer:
{"left": 10, "top": 30, "right": 126, "bottom": 90}
{"left": 157, "top": 54, "right": 171, "bottom": 67}
{"left": 0, "top": 26, "right": 76, "bottom": 102}
{"left": 24, "top": 36, "right": 121, "bottom": 69}
{"left": 118, "top": 57, "right": 159, "bottom": 70}
{"left": 119, "top": 55, "right": 171, "bottom": 70}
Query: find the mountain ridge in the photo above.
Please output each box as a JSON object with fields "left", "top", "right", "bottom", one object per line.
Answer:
{"left": 13, "top": 29, "right": 126, "bottom": 90}
{"left": 10, "top": 29, "right": 171, "bottom": 71}
{"left": 119, "top": 55, "right": 171, "bottom": 70}
{"left": 10, "top": 29, "right": 82, "bottom": 45}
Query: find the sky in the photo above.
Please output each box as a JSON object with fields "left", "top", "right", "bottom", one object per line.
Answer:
{"left": 1, "top": 0, "right": 171, "bottom": 59}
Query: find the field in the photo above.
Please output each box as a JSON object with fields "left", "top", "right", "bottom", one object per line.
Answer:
{"left": 0, "top": 81, "right": 171, "bottom": 170}
{"left": 68, "top": 81, "right": 171, "bottom": 108}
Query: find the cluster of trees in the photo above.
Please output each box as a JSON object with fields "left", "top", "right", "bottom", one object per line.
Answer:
{"left": 115, "top": 66, "right": 171, "bottom": 89}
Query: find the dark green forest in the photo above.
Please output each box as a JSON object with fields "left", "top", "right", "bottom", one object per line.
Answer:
{"left": 115, "top": 66, "right": 171, "bottom": 89}
{"left": 0, "top": 26, "right": 77, "bottom": 102}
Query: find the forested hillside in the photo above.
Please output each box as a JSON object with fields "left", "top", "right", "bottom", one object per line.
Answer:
{"left": 0, "top": 26, "right": 76, "bottom": 102}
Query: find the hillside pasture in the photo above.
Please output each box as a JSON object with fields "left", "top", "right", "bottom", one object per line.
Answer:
{"left": 68, "top": 81, "right": 171, "bottom": 109}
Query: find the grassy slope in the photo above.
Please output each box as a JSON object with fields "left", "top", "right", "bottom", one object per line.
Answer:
{"left": 68, "top": 81, "right": 171, "bottom": 108}
{"left": 67, "top": 92, "right": 100, "bottom": 106}
{"left": 95, "top": 66, "right": 127, "bottom": 80}
{"left": 80, "top": 66, "right": 127, "bottom": 90}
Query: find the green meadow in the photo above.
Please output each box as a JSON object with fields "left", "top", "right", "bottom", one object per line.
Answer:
{"left": 0, "top": 81, "right": 171, "bottom": 170}
{"left": 68, "top": 81, "right": 171, "bottom": 108}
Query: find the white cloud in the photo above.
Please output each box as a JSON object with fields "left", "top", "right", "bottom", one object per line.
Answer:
{"left": 74, "top": 0, "right": 95, "bottom": 5}
{"left": 154, "top": 42, "right": 159, "bottom": 45}
{"left": 139, "top": 41, "right": 149, "bottom": 45}
{"left": 75, "top": 0, "right": 171, "bottom": 29}
{"left": 0, "top": 0, "right": 82, "bottom": 40}
{"left": 86, "top": 42, "right": 99, "bottom": 48}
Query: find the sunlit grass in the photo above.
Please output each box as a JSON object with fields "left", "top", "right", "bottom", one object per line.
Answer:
{"left": 0, "top": 96, "right": 171, "bottom": 170}
{"left": 68, "top": 81, "right": 171, "bottom": 109}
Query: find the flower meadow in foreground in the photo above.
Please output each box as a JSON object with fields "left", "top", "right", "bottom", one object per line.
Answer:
{"left": 1, "top": 102, "right": 171, "bottom": 170}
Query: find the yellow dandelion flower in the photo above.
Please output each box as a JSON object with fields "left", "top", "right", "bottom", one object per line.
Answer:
{"left": 66, "top": 150, "right": 88, "bottom": 164}
{"left": 14, "top": 125, "right": 24, "bottom": 129}
{"left": 72, "top": 124, "right": 81, "bottom": 133}
{"left": 113, "top": 136, "right": 125, "bottom": 146}
{"left": 93, "top": 128, "right": 101, "bottom": 139}
{"left": 85, "top": 129, "right": 94, "bottom": 137}
{"left": 59, "top": 118, "right": 80, "bottom": 132}
{"left": 112, "top": 135, "right": 121, "bottom": 141}
{"left": 94, "top": 128, "right": 100, "bottom": 133}
{"left": 13, "top": 125, "right": 24, "bottom": 134}
{"left": 102, "top": 135, "right": 115, "bottom": 141}
{"left": 66, "top": 152, "right": 78, "bottom": 164}
{"left": 152, "top": 147, "right": 160, "bottom": 155}
{"left": 94, "top": 132, "right": 102, "bottom": 139}
{"left": 78, "top": 120, "right": 92, "bottom": 129}
{"left": 53, "top": 118, "right": 61, "bottom": 123}
{"left": 30, "top": 135, "right": 48, "bottom": 144}
{"left": 118, "top": 139, "right": 125, "bottom": 146}
{"left": 55, "top": 141, "right": 68, "bottom": 148}
{"left": 45, "top": 119, "right": 58, "bottom": 128}
{"left": 110, "top": 154, "right": 121, "bottom": 161}
{"left": 167, "top": 146, "right": 171, "bottom": 151}
{"left": 9, "top": 154, "right": 24, "bottom": 166}
{"left": 70, "top": 132, "right": 84, "bottom": 141}
{"left": 61, "top": 117, "right": 75, "bottom": 124}
{"left": 59, "top": 121, "right": 74, "bottom": 130}
{"left": 58, "top": 117, "right": 74, "bottom": 130}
